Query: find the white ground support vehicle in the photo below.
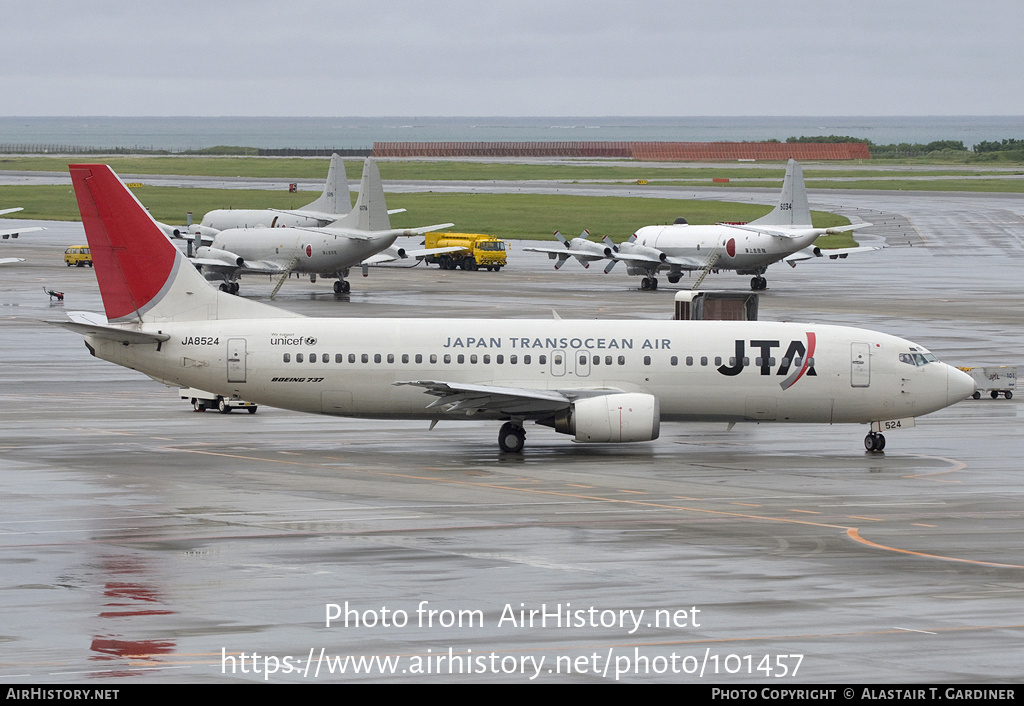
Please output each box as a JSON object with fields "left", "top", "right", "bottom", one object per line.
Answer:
{"left": 959, "top": 366, "right": 1016, "bottom": 399}
{"left": 179, "top": 387, "right": 259, "bottom": 413}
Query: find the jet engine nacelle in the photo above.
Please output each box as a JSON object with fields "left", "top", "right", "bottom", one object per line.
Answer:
{"left": 549, "top": 393, "right": 661, "bottom": 443}
{"left": 197, "top": 246, "right": 245, "bottom": 267}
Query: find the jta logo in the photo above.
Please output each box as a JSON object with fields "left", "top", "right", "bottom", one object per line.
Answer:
{"left": 717, "top": 333, "right": 817, "bottom": 390}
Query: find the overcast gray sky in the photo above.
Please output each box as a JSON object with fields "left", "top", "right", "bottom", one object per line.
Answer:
{"left": 3, "top": 0, "right": 1022, "bottom": 116}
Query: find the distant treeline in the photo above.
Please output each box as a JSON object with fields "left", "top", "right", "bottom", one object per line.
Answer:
{"left": 786, "top": 135, "right": 1024, "bottom": 159}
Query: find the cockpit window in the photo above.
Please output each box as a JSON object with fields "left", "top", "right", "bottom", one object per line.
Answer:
{"left": 900, "top": 352, "right": 938, "bottom": 366}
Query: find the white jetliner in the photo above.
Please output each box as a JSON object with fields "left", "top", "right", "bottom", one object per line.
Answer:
{"left": 526, "top": 160, "right": 880, "bottom": 291}
{"left": 187, "top": 159, "right": 455, "bottom": 294}
{"left": 0, "top": 207, "right": 45, "bottom": 240}
{"left": 59, "top": 164, "right": 974, "bottom": 454}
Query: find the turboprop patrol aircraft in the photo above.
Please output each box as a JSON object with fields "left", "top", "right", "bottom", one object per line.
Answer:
{"left": 197, "top": 152, "right": 351, "bottom": 234}
{"left": 187, "top": 159, "right": 455, "bottom": 294}
{"left": 59, "top": 164, "right": 974, "bottom": 454}
{"left": 526, "top": 160, "right": 880, "bottom": 291}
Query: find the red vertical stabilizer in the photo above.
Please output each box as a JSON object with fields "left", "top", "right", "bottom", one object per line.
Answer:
{"left": 69, "top": 165, "right": 178, "bottom": 322}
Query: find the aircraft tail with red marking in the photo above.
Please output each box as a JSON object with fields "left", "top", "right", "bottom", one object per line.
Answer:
{"left": 69, "top": 164, "right": 297, "bottom": 324}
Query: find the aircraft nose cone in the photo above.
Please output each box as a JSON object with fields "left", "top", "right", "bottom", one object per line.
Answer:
{"left": 947, "top": 365, "right": 976, "bottom": 405}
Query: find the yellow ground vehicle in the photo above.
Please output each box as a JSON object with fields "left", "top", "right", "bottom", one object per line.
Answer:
{"left": 64, "top": 245, "right": 92, "bottom": 267}
{"left": 424, "top": 233, "right": 507, "bottom": 271}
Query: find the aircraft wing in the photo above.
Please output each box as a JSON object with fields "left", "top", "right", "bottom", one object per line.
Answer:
{"left": 190, "top": 256, "right": 290, "bottom": 275}
{"left": 726, "top": 222, "right": 872, "bottom": 239}
{"left": 0, "top": 257, "right": 25, "bottom": 265}
{"left": 395, "top": 380, "right": 631, "bottom": 419}
{"left": 0, "top": 207, "right": 44, "bottom": 237}
{"left": 394, "top": 380, "right": 574, "bottom": 417}
{"left": 524, "top": 246, "right": 610, "bottom": 266}
{"left": 523, "top": 245, "right": 606, "bottom": 260}
{"left": 1, "top": 226, "right": 45, "bottom": 239}
{"left": 523, "top": 245, "right": 576, "bottom": 256}
{"left": 783, "top": 244, "right": 885, "bottom": 265}
{"left": 610, "top": 252, "right": 706, "bottom": 270}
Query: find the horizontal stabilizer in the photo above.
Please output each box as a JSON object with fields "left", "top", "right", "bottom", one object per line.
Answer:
{"left": 50, "top": 320, "right": 170, "bottom": 345}
{"left": 727, "top": 222, "right": 872, "bottom": 239}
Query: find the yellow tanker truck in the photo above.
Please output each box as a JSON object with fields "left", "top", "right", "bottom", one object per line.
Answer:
{"left": 424, "top": 232, "right": 507, "bottom": 271}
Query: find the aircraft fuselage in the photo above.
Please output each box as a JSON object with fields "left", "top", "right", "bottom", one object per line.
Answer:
{"left": 84, "top": 317, "right": 969, "bottom": 427}
{"left": 212, "top": 227, "right": 397, "bottom": 276}
{"left": 201, "top": 210, "right": 328, "bottom": 231}
{"left": 632, "top": 223, "right": 819, "bottom": 275}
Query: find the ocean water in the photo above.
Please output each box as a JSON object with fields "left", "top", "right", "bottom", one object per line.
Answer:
{"left": 1, "top": 116, "right": 1022, "bottom": 153}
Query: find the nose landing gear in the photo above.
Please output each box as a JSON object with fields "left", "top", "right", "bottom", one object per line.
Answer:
{"left": 864, "top": 432, "right": 886, "bottom": 452}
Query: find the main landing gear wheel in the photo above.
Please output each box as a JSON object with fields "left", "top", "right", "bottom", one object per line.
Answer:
{"left": 220, "top": 282, "right": 240, "bottom": 294}
{"left": 750, "top": 276, "right": 767, "bottom": 291}
{"left": 498, "top": 422, "right": 525, "bottom": 453}
{"left": 864, "top": 432, "right": 886, "bottom": 452}
{"left": 333, "top": 280, "right": 351, "bottom": 294}
{"left": 640, "top": 277, "right": 659, "bottom": 290}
